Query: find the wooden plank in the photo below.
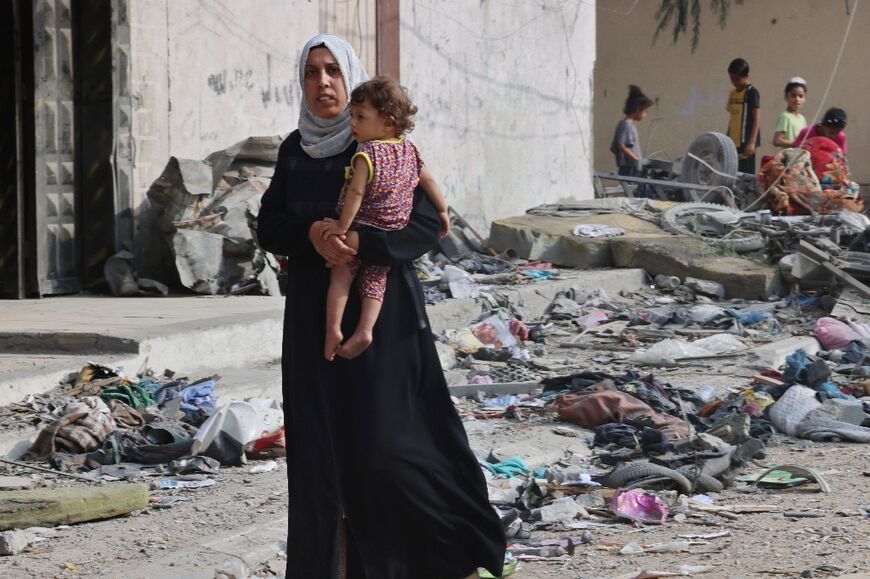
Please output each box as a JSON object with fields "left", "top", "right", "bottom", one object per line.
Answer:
{"left": 0, "top": 484, "right": 148, "bottom": 530}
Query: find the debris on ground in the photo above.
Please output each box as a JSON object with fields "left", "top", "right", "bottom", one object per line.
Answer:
{"left": 1, "top": 197, "right": 869, "bottom": 577}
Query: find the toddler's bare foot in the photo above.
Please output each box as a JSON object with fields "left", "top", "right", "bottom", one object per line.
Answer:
{"left": 324, "top": 327, "right": 343, "bottom": 361}
{"left": 336, "top": 331, "right": 373, "bottom": 359}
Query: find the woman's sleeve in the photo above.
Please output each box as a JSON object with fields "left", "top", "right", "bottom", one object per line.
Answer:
{"left": 354, "top": 188, "right": 440, "bottom": 267}
{"left": 256, "top": 141, "right": 316, "bottom": 258}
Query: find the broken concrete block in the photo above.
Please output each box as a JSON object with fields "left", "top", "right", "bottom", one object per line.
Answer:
{"left": 0, "top": 529, "right": 36, "bottom": 555}
{"left": 684, "top": 276, "right": 726, "bottom": 299}
{"left": 610, "top": 237, "right": 782, "bottom": 300}
{"left": 747, "top": 336, "right": 821, "bottom": 370}
{"left": 0, "top": 477, "right": 34, "bottom": 491}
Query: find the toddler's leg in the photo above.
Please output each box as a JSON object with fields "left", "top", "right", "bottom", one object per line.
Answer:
{"left": 336, "top": 265, "right": 388, "bottom": 360}
{"left": 325, "top": 258, "right": 359, "bottom": 361}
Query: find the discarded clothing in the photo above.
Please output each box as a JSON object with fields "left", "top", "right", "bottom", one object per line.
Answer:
{"left": 26, "top": 397, "right": 116, "bottom": 457}
{"left": 107, "top": 400, "right": 146, "bottom": 429}
{"left": 783, "top": 349, "right": 831, "bottom": 388}
{"left": 541, "top": 370, "right": 628, "bottom": 393}
{"left": 593, "top": 422, "right": 670, "bottom": 454}
{"left": 100, "top": 383, "right": 155, "bottom": 409}
{"left": 555, "top": 380, "right": 690, "bottom": 440}
{"left": 571, "top": 224, "right": 625, "bottom": 238}
{"left": 481, "top": 457, "right": 529, "bottom": 478}
{"left": 757, "top": 145, "right": 863, "bottom": 215}
{"left": 795, "top": 398, "right": 870, "bottom": 442}
{"left": 801, "top": 136, "right": 861, "bottom": 198}
{"left": 180, "top": 380, "right": 218, "bottom": 420}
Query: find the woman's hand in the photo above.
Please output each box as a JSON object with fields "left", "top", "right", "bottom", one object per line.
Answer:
{"left": 309, "top": 220, "right": 357, "bottom": 267}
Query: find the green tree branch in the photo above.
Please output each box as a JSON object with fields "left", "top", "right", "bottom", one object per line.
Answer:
{"left": 654, "top": 0, "right": 744, "bottom": 52}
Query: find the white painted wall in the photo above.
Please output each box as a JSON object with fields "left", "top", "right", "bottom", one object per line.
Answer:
{"left": 401, "top": 0, "right": 596, "bottom": 233}
{"left": 128, "top": 0, "right": 316, "bottom": 207}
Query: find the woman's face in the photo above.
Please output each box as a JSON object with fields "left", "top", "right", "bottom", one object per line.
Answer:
{"left": 303, "top": 47, "right": 348, "bottom": 119}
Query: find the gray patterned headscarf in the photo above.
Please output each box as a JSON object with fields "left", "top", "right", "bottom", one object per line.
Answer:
{"left": 297, "top": 34, "right": 369, "bottom": 158}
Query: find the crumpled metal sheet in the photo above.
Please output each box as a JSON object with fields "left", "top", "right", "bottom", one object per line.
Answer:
{"left": 145, "top": 136, "right": 284, "bottom": 295}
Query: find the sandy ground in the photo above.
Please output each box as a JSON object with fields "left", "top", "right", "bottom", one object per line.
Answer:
{"left": 0, "top": 411, "right": 867, "bottom": 579}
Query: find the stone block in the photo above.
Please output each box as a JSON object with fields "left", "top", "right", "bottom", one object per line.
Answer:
{"left": 610, "top": 237, "right": 782, "bottom": 300}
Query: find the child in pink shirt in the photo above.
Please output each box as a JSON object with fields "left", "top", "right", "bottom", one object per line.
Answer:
{"left": 320, "top": 76, "right": 450, "bottom": 361}
{"left": 795, "top": 107, "right": 848, "bottom": 153}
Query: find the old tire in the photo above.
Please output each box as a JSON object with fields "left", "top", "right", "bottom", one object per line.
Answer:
{"left": 682, "top": 132, "right": 739, "bottom": 187}
{"left": 602, "top": 462, "right": 693, "bottom": 494}
{"left": 660, "top": 202, "right": 765, "bottom": 253}
{"left": 676, "top": 465, "right": 725, "bottom": 493}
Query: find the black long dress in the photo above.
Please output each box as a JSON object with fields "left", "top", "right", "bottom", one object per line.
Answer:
{"left": 257, "top": 131, "right": 506, "bottom": 579}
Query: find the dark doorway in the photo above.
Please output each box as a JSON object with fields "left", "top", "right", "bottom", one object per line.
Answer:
{"left": 72, "top": 0, "right": 116, "bottom": 292}
{"left": 0, "top": 0, "right": 36, "bottom": 298}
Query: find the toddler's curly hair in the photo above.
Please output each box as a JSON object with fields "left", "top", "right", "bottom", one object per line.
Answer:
{"left": 350, "top": 76, "right": 418, "bottom": 134}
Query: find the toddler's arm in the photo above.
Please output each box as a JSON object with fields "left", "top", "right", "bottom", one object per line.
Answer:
{"left": 322, "top": 155, "right": 369, "bottom": 239}
{"left": 418, "top": 166, "right": 450, "bottom": 238}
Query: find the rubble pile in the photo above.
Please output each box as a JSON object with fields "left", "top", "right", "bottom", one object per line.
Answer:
{"left": 403, "top": 200, "right": 870, "bottom": 575}
{"left": 0, "top": 361, "right": 285, "bottom": 549}
{"left": 113, "top": 136, "right": 286, "bottom": 296}
{"left": 433, "top": 260, "right": 870, "bottom": 573}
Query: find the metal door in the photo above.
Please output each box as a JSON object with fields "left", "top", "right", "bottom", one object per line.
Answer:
{"left": 33, "top": 0, "right": 80, "bottom": 295}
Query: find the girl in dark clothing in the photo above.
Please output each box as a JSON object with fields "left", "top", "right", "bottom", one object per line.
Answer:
{"left": 256, "top": 34, "right": 506, "bottom": 579}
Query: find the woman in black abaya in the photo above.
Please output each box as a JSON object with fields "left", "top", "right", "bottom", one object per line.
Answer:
{"left": 256, "top": 34, "right": 506, "bottom": 579}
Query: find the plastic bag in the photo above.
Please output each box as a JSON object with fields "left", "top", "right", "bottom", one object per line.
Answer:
{"left": 246, "top": 426, "right": 286, "bottom": 459}
{"left": 447, "top": 328, "right": 486, "bottom": 353}
{"left": 769, "top": 385, "right": 822, "bottom": 436}
{"left": 688, "top": 304, "right": 727, "bottom": 324}
{"left": 814, "top": 317, "right": 861, "bottom": 350}
{"left": 611, "top": 488, "right": 668, "bottom": 524}
{"left": 190, "top": 398, "right": 283, "bottom": 465}
{"left": 471, "top": 315, "right": 518, "bottom": 349}
{"left": 631, "top": 339, "right": 711, "bottom": 365}
{"left": 692, "top": 333, "right": 745, "bottom": 354}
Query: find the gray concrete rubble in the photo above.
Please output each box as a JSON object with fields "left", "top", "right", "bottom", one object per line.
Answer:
{"left": 141, "top": 136, "right": 283, "bottom": 296}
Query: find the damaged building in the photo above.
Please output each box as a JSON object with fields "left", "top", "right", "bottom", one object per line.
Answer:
{"left": 0, "top": 0, "right": 595, "bottom": 299}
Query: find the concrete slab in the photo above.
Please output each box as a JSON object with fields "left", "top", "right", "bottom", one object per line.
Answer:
{"left": 0, "top": 296, "right": 285, "bottom": 408}
{"left": 489, "top": 213, "right": 667, "bottom": 268}
{"left": 610, "top": 237, "right": 783, "bottom": 300}
{"left": 489, "top": 212, "right": 782, "bottom": 300}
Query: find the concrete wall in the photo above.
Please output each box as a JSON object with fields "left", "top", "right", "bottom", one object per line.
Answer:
{"left": 402, "top": 0, "right": 597, "bottom": 233}
{"left": 128, "top": 0, "right": 315, "bottom": 207}
{"left": 595, "top": 0, "right": 869, "bottom": 183}
{"left": 126, "top": 0, "right": 596, "bottom": 250}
